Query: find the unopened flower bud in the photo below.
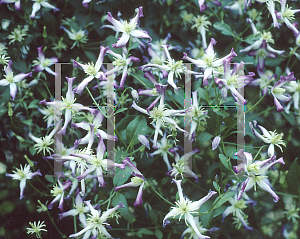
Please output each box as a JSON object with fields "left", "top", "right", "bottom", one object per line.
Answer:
{"left": 131, "top": 89, "right": 139, "bottom": 102}
{"left": 221, "top": 87, "right": 227, "bottom": 101}
{"left": 8, "top": 102, "right": 13, "bottom": 116}
{"left": 28, "top": 79, "right": 38, "bottom": 87}
{"left": 43, "top": 26, "right": 47, "bottom": 38}
{"left": 212, "top": 135, "right": 221, "bottom": 150}
{"left": 25, "top": 155, "right": 34, "bottom": 167}
{"left": 138, "top": 134, "right": 150, "bottom": 150}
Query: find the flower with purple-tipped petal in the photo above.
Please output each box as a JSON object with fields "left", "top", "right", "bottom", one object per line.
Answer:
{"left": 73, "top": 46, "right": 108, "bottom": 95}
{"left": 249, "top": 120, "right": 286, "bottom": 157}
{"left": 215, "top": 57, "right": 255, "bottom": 105}
{"left": 246, "top": 68, "right": 276, "bottom": 96}
{"left": 0, "top": 0, "right": 21, "bottom": 10}
{"left": 105, "top": 6, "right": 151, "bottom": 48}
{"left": 114, "top": 157, "right": 145, "bottom": 207}
{"left": 30, "top": 0, "right": 59, "bottom": 19}
{"left": 71, "top": 135, "right": 125, "bottom": 189}
{"left": 132, "top": 85, "right": 187, "bottom": 148}
{"left": 270, "top": 72, "right": 295, "bottom": 112}
{"left": 149, "top": 131, "right": 174, "bottom": 170}
{"left": 105, "top": 47, "right": 139, "bottom": 88}
{"left": 163, "top": 179, "right": 216, "bottom": 239}
{"left": 72, "top": 110, "right": 117, "bottom": 145}
{"left": 59, "top": 189, "right": 98, "bottom": 227}
{"left": 240, "top": 20, "right": 284, "bottom": 56}
{"left": 168, "top": 148, "right": 200, "bottom": 182}
{"left": 48, "top": 178, "right": 72, "bottom": 212}
{"left": 69, "top": 201, "right": 124, "bottom": 238}
{"left": 141, "top": 45, "right": 187, "bottom": 91}
{"left": 82, "top": 0, "right": 91, "bottom": 8}
{"left": 32, "top": 46, "right": 58, "bottom": 76}
{"left": 181, "top": 217, "right": 219, "bottom": 239}
{"left": 222, "top": 193, "right": 253, "bottom": 231}
{"left": 234, "top": 149, "right": 285, "bottom": 202}
{"left": 185, "top": 90, "right": 209, "bottom": 142}
{"left": 6, "top": 164, "right": 41, "bottom": 199}
{"left": 0, "top": 60, "right": 32, "bottom": 100}
{"left": 183, "top": 38, "right": 237, "bottom": 86}
{"left": 40, "top": 77, "right": 97, "bottom": 135}
{"left": 28, "top": 121, "right": 61, "bottom": 155}
{"left": 275, "top": 0, "right": 300, "bottom": 34}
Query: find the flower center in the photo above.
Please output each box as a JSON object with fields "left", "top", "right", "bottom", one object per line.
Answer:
{"left": 149, "top": 105, "right": 167, "bottom": 123}
{"left": 247, "top": 163, "right": 260, "bottom": 175}
{"left": 272, "top": 87, "right": 285, "bottom": 95}
{"left": 42, "top": 59, "right": 52, "bottom": 68}
{"left": 61, "top": 97, "right": 76, "bottom": 110}
{"left": 227, "top": 74, "right": 238, "bottom": 86}
{"left": 113, "top": 58, "right": 126, "bottom": 68}
{"left": 51, "top": 185, "right": 63, "bottom": 196}
{"left": 166, "top": 59, "right": 185, "bottom": 77}
{"left": 261, "top": 31, "right": 274, "bottom": 44}
{"left": 91, "top": 155, "right": 103, "bottom": 167}
{"left": 282, "top": 6, "right": 295, "bottom": 20}
{"left": 5, "top": 73, "right": 14, "bottom": 83}
{"left": 84, "top": 62, "right": 98, "bottom": 77}
{"left": 16, "top": 169, "right": 26, "bottom": 179}
{"left": 269, "top": 131, "right": 285, "bottom": 145}
{"left": 131, "top": 176, "right": 144, "bottom": 186}
{"left": 233, "top": 199, "right": 247, "bottom": 210}
{"left": 203, "top": 54, "right": 215, "bottom": 67}
{"left": 123, "top": 20, "right": 136, "bottom": 34}
{"left": 74, "top": 203, "right": 85, "bottom": 214}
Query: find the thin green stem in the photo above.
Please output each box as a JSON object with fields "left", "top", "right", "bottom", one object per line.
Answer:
{"left": 146, "top": 179, "right": 175, "bottom": 206}
{"left": 245, "top": 93, "right": 267, "bottom": 114}
{"left": 47, "top": 210, "right": 66, "bottom": 238}
{"left": 185, "top": 178, "right": 207, "bottom": 192}
{"left": 28, "top": 181, "right": 48, "bottom": 196}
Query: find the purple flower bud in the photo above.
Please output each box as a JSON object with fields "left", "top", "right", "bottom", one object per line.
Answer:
{"left": 138, "top": 134, "right": 150, "bottom": 150}
{"left": 212, "top": 135, "right": 221, "bottom": 150}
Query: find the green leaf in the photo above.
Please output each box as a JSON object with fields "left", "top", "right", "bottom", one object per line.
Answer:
{"left": 213, "top": 107, "right": 228, "bottom": 117}
{"left": 282, "top": 111, "right": 295, "bottom": 126}
{"left": 212, "top": 190, "right": 235, "bottom": 210}
{"left": 219, "top": 154, "right": 232, "bottom": 171}
{"left": 84, "top": 50, "right": 97, "bottom": 62}
{"left": 128, "top": 42, "right": 139, "bottom": 51}
{"left": 115, "top": 108, "right": 128, "bottom": 115}
{"left": 113, "top": 166, "right": 132, "bottom": 187}
{"left": 155, "top": 229, "right": 163, "bottom": 239}
{"left": 213, "top": 22, "right": 234, "bottom": 36}
{"left": 22, "top": 119, "right": 33, "bottom": 126}
{"left": 197, "top": 131, "right": 213, "bottom": 144}
{"left": 28, "top": 100, "right": 39, "bottom": 109}
{"left": 126, "top": 115, "right": 148, "bottom": 145}
{"left": 287, "top": 159, "right": 300, "bottom": 197}
{"left": 112, "top": 192, "right": 135, "bottom": 223}
{"left": 138, "top": 228, "right": 154, "bottom": 235}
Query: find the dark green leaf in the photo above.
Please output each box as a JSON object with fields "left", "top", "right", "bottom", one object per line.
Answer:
{"left": 112, "top": 192, "right": 135, "bottom": 223}
{"left": 219, "top": 154, "right": 233, "bottom": 171}
{"left": 126, "top": 115, "right": 148, "bottom": 145}
{"left": 212, "top": 190, "right": 235, "bottom": 210}
{"left": 287, "top": 159, "right": 300, "bottom": 197}
{"left": 213, "top": 22, "right": 234, "bottom": 36}
{"left": 155, "top": 229, "right": 163, "bottom": 239}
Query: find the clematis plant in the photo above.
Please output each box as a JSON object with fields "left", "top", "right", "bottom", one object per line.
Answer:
{"left": 270, "top": 72, "right": 295, "bottom": 112}
{"left": 249, "top": 120, "right": 286, "bottom": 157}
{"left": 40, "top": 77, "right": 97, "bottom": 135}
{"left": 6, "top": 164, "right": 42, "bottom": 199}
{"left": 0, "top": 60, "right": 32, "bottom": 100}
{"left": 73, "top": 46, "right": 108, "bottom": 95}
{"left": 105, "top": 6, "right": 151, "bottom": 48}
{"left": 183, "top": 38, "right": 237, "bottom": 86}
{"left": 32, "top": 46, "right": 58, "bottom": 76}
{"left": 30, "top": 0, "right": 59, "bottom": 19}
{"left": 132, "top": 84, "right": 187, "bottom": 148}
{"left": 114, "top": 157, "right": 145, "bottom": 207}
{"left": 69, "top": 201, "right": 124, "bottom": 238}
{"left": 163, "top": 179, "right": 216, "bottom": 239}
{"left": 234, "top": 149, "right": 285, "bottom": 202}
